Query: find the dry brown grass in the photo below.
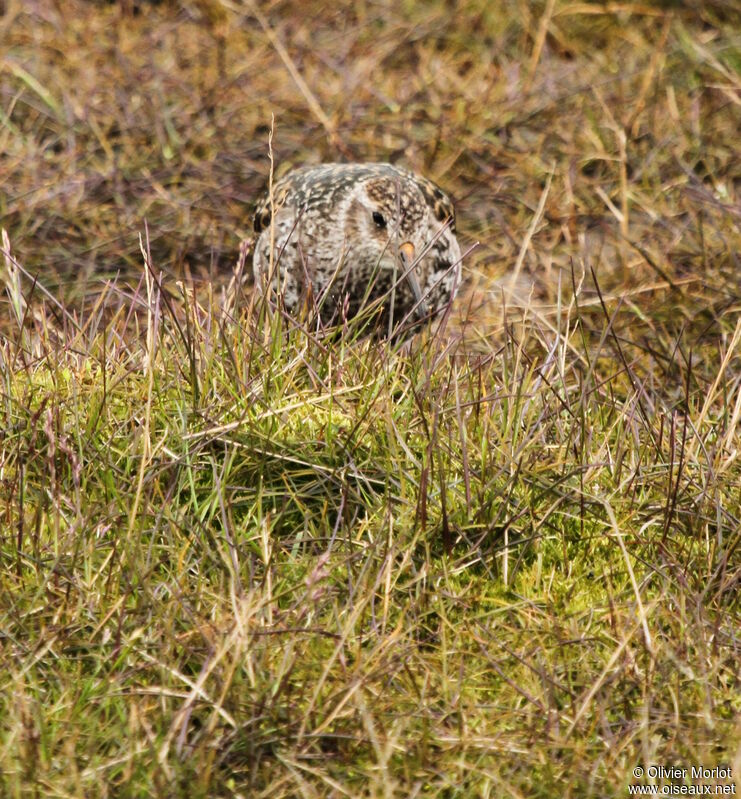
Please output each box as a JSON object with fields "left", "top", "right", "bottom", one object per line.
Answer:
{"left": 1, "top": 1, "right": 740, "bottom": 797}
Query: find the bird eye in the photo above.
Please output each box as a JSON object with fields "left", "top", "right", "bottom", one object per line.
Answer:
{"left": 372, "top": 211, "right": 387, "bottom": 228}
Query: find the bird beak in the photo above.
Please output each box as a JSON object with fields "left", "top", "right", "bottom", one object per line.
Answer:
{"left": 399, "top": 241, "right": 415, "bottom": 263}
{"left": 398, "top": 241, "right": 428, "bottom": 319}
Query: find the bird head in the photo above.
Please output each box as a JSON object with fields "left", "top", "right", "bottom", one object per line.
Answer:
{"left": 343, "top": 173, "right": 456, "bottom": 318}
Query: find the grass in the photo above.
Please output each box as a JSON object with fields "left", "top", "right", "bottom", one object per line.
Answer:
{"left": 1, "top": 1, "right": 740, "bottom": 796}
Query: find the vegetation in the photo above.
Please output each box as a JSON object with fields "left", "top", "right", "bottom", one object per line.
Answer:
{"left": 1, "top": 1, "right": 739, "bottom": 796}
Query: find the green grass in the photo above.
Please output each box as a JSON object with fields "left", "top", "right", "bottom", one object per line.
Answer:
{"left": 1, "top": 1, "right": 740, "bottom": 797}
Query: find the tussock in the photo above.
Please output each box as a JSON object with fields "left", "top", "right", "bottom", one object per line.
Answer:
{"left": 1, "top": 1, "right": 739, "bottom": 796}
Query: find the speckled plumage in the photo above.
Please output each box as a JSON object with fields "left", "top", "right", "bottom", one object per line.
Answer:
{"left": 252, "top": 163, "right": 462, "bottom": 332}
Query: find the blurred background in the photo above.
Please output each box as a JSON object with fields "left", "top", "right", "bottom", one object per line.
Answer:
{"left": 1, "top": 0, "right": 739, "bottom": 344}
{"left": 1, "top": 6, "right": 740, "bottom": 794}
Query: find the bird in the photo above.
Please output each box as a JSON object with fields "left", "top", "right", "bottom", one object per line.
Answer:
{"left": 252, "top": 163, "right": 462, "bottom": 334}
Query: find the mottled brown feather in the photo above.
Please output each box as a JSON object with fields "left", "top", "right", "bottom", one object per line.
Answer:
{"left": 252, "top": 163, "right": 462, "bottom": 334}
